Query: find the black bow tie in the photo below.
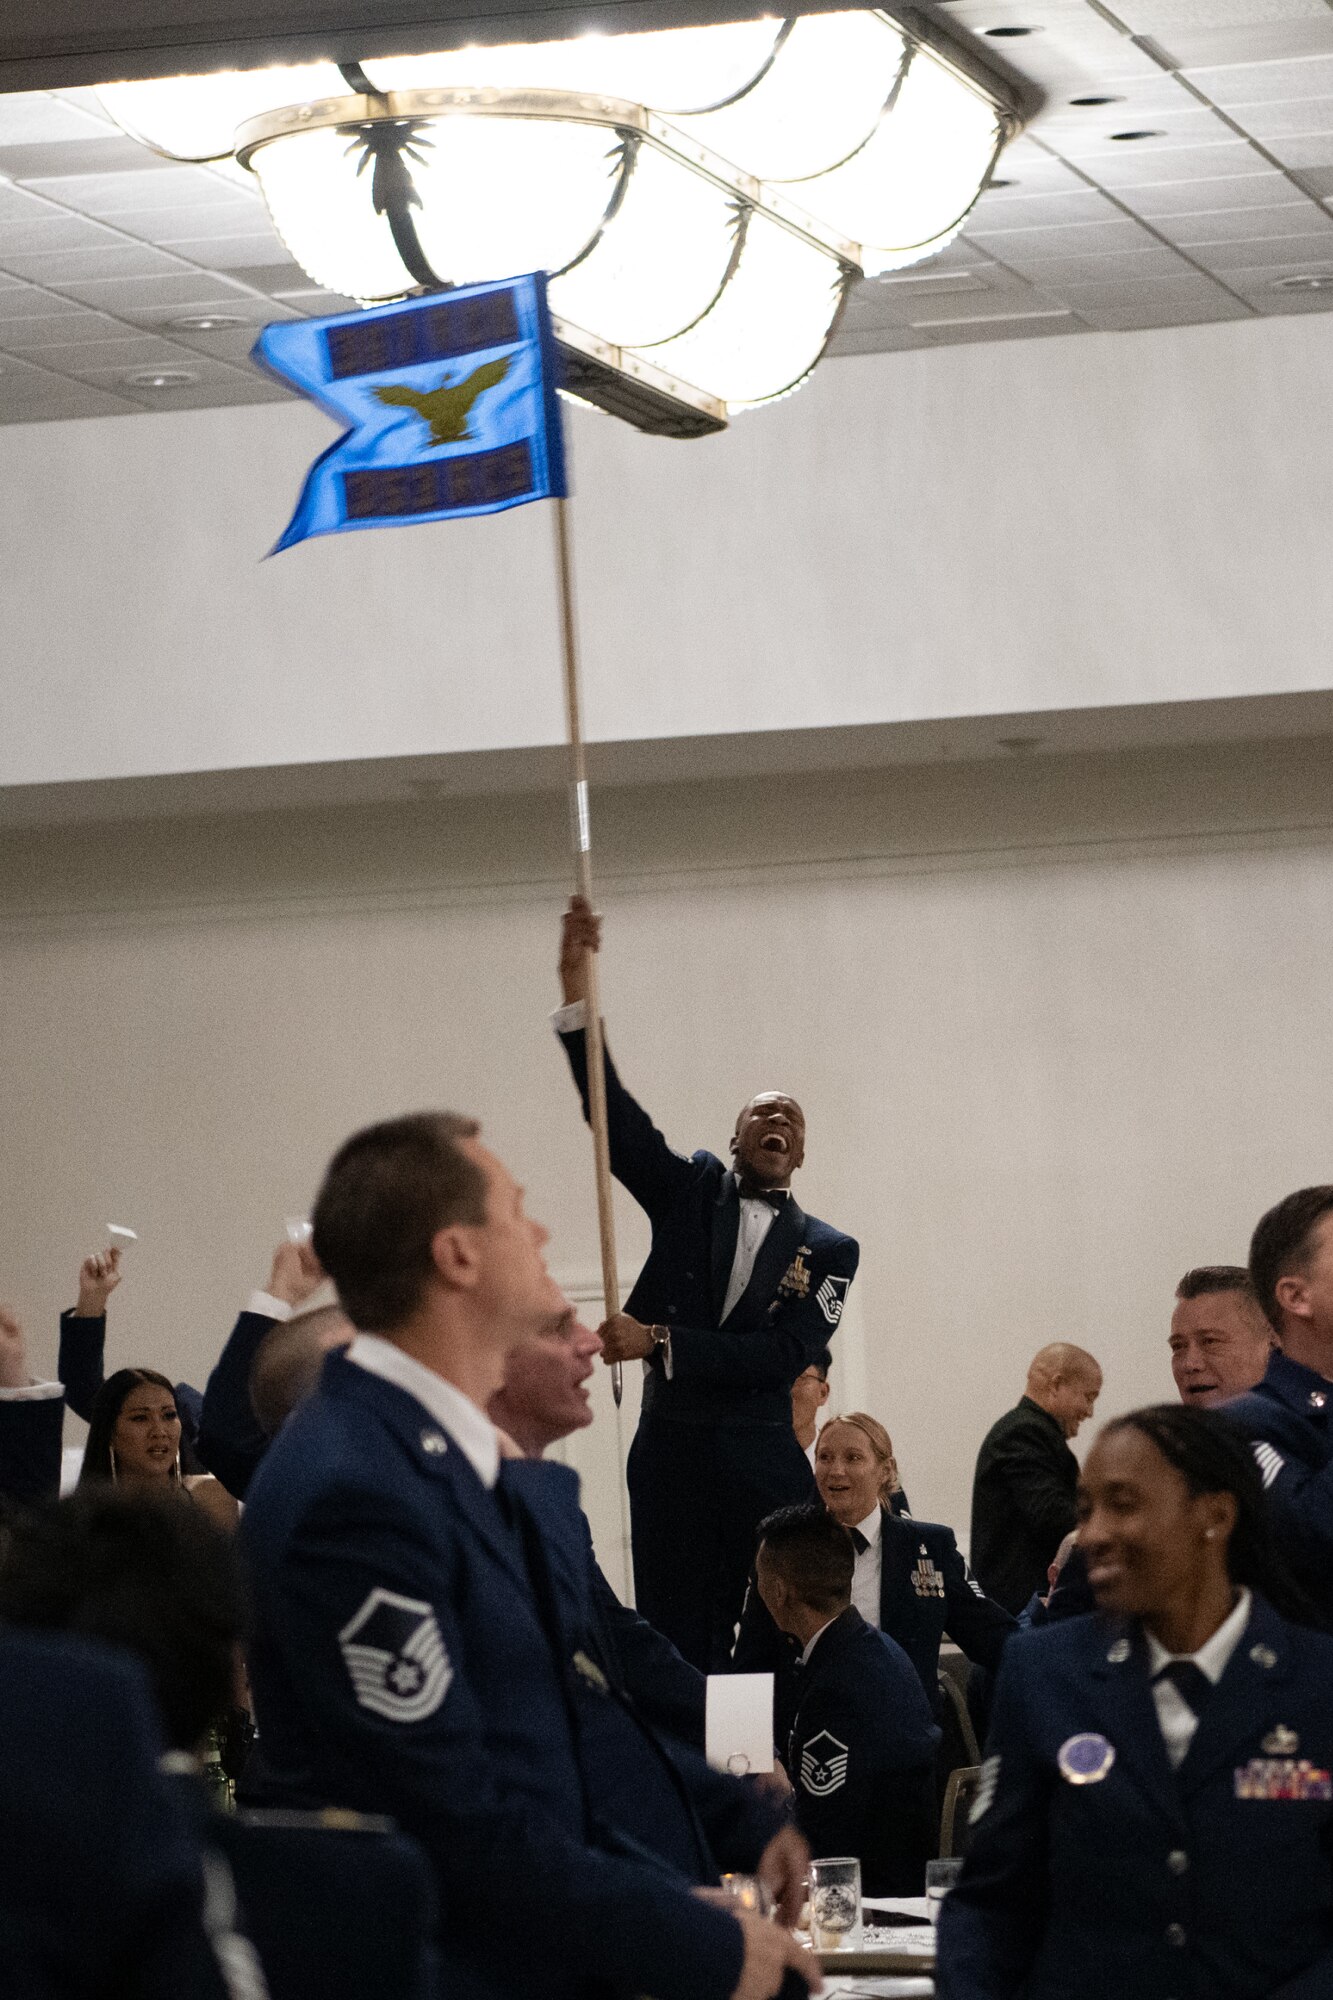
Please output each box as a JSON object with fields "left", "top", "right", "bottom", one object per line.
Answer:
{"left": 737, "top": 1184, "right": 790, "bottom": 1210}
{"left": 1154, "top": 1660, "right": 1215, "bottom": 1719}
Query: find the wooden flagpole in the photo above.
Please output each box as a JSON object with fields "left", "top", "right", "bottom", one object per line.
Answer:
{"left": 553, "top": 492, "right": 622, "bottom": 1405}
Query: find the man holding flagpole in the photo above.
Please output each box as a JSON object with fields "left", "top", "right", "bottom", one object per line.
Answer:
{"left": 555, "top": 896, "right": 860, "bottom": 1670}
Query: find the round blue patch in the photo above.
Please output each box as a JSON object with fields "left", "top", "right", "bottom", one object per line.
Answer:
{"left": 1058, "top": 1732, "right": 1116, "bottom": 1785}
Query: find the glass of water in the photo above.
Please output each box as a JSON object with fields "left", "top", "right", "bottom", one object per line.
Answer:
{"left": 926, "top": 1857, "right": 964, "bottom": 1924}
{"left": 808, "top": 1857, "right": 862, "bottom": 1951}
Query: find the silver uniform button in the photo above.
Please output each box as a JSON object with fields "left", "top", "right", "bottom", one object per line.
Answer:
{"left": 420, "top": 1429, "right": 448, "bottom": 1455}
{"left": 1167, "top": 1850, "right": 1188, "bottom": 1876}
{"left": 1165, "top": 1924, "right": 1187, "bottom": 1949}
{"left": 1250, "top": 1644, "right": 1278, "bottom": 1670}
{"left": 1309, "top": 1390, "right": 1328, "bottom": 1411}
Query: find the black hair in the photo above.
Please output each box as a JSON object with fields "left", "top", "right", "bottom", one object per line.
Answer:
{"left": 756, "top": 1501, "right": 854, "bottom": 1614}
{"left": 1249, "top": 1186, "right": 1333, "bottom": 1332}
{"left": 1100, "top": 1404, "right": 1311, "bottom": 1622}
{"left": 0, "top": 1487, "right": 246, "bottom": 1749}
{"left": 1175, "top": 1265, "right": 1259, "bottom": 1304}
{"left": 79, "top": 1368, "right": 202, "bottom": 1486}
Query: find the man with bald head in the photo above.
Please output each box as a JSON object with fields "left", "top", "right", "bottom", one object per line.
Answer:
{"left": 555, "top": 896, "right": 860, "bottom": 1668}
{"left": 969, "top": 1343, "right": 1102, "bottom": 1614}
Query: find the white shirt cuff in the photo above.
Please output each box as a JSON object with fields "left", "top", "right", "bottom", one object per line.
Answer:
{"left": 551, "top": 1000, "right": 588, "bottom": 1034}
{"left": 0, "top": 1380, "right": 63, "bottom": 1401}
{"left": 247, "top": 1290, "right": 293, "bottom": 1322}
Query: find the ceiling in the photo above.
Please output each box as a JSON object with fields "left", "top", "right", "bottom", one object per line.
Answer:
{"left": 5, "top": 0, "right": 1333, "bottom": 421}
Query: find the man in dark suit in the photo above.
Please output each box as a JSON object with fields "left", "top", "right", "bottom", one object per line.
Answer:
{"left": 969, "top": 1343, "right": 1102, "bottom": 1614}
{"left": 242, "top": 1109, "right": 814, "bottom": 2000}
{"left": 756, "top": 1504, "right": 939, "bottom": 1895}
{"left": 555, "top": 895, "right": 860, "bottom": 1669}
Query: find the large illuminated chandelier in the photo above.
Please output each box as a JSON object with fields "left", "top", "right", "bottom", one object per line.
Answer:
{"left": 98, "top": 13, "right": 1022, "bottom": 436}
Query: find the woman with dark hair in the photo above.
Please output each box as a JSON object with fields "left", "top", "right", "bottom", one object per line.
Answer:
{"left": 937, "top": 1404, "right": 1333, "bottom": 1999}
{"left": 80, "top": 1369, "right": 237, "bottom": 1532}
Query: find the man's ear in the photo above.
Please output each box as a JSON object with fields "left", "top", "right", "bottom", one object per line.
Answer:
{"left": 430, "top": 1221, "right": 482, "bottom": 1291}
{"left": 1274, "top": 1271, "right": 1313, "bottom": 1322}
{"left": 728, "top": 1131, "right": 739, "bottom": 1160}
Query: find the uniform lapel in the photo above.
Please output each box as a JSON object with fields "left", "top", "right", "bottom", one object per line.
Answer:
{"left": 722, "top": 1197, "right": 805, "bottom": 1330}
{"left": 1176, "top": 1597, "right": 1292, "bottom": 1797}
{"left": 710, "top": 1176, "right": 741, "bottom": 1322}
{"left": 1087, "top": 1623, "right": 1182, "bottom": 1826}
{"left": 878, "top": 1511, "right": 916, "bottom": 1632}
{"left": 331, "top": 1353, "right": 531, "bottom": 1598}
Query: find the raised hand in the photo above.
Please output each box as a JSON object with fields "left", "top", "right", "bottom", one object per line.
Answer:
{"left": 558, "top": 893, "right": 602, "bottom": 1006}
{"left": 76, "top": 1247, "right": 123, "bottom": 1317}
{"left": 0, "top": 1304, "right": 32, "bottom": 1390}
{"left": 266, "top": 1239, "right": 325, "bottom": 1310}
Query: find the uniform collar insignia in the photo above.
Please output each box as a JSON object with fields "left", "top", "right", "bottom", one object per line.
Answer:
{"left": 1250, "top": 1643, "right": 1279, "bottom": 1670}
{"left": 1106, "top": 1637, "right": 1131, "bottom": 1665}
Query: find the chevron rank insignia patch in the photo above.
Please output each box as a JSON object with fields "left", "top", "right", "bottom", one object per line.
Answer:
{"left": 816, "top": 1275, "right": 850, "bottom": 1327}
{"left": 800, "top": 1729, "right": 850, "bottom": 1796}
{"left": 338, "top": 1587, "right": 452, "bottom": 1723}
{"left": 1253, "top": 1442, "right": 1286, "bottom": 1490}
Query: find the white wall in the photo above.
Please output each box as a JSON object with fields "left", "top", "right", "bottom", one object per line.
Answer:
{"left": 5, "top": 312, "right": 1333, "bottom": 789}
{"left": 4, "top": 736, "right": 1332, "bottom": 1590}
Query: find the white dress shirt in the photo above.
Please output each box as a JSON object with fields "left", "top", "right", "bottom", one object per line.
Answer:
{"left": 850, "top": 1507, "right": 884, "bottom": 1626}
{"left": 345, "top": 1333, "right": 500, "bottom": 1490}
{"left": 1146, "top": 1588, "right": 1252, "bottom": 1770}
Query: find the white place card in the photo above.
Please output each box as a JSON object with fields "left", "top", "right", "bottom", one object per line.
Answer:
{"left": 705, "top": 1672, "right": 774, "bottom": 1775}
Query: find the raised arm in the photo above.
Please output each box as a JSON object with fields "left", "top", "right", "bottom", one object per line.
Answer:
{"left": 196, "top": 1240, "right": 324, "bottom": 1500}
{"left": 555, "top": 896, "right": 698, "bottom": 1218}
{"left": 58, "top": 1248, "right": 120, "bottom": 1423}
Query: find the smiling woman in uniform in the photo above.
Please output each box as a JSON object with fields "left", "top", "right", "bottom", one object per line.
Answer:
{"left": 79, "top": 1368, "right": 238, "bottom": 1529}
{"left": 936, "top": 1404, "right": 1333, "bottom": 2000}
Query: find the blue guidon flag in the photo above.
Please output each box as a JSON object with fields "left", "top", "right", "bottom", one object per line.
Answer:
{"left": 252, "top": 272, "right": 566, "bottom": 553}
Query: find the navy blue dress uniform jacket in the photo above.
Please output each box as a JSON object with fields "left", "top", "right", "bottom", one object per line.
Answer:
{"left": 785, "top": 1607, "right": 940, "bottom": 1896}
{"left": 1224, "top": 1352, "right": 1333, "bottom": 1630}
{"left": 240, "top": 1350, "right": 744, "bottom": 2000}
{"left": 0, "top": 1628, "right": 239, "bottom": 2000}
{"left": 735, "top": 1509, "right": 1016, "bottom": 1726}
{"left": 558, "top": 1027, "right": 860, "bottom": 1426}
{"left": 936, "top": 1598, "right": 1333, "bottom": 2000}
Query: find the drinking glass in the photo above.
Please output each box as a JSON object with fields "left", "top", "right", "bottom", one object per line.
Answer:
{"left": 808, "top": 1857, "right": 862, "bottom": 1951}
{"left": 925, "top": 1857, "right": 964, "bottom": 1924}
{"left": 719, "top": 1875, "right": 775, "bottom": 1918}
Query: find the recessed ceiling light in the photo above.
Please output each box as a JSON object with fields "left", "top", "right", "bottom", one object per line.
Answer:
{"left": 997, "top": 734, "right": 1045, "bottom": 753}
{"left": 984, "top": 24, "right": 1039, "bottom": 34}
{"left": 1272, "top": 273, "right": 1333, "bottom": 292}
{"left": 1109, "top": 129, "right": 1164, "bottom": 141}
{"left": 126, "top": 369, "right": 199, "bottom": 390}
{"left": 987, "top": 177, "right": 1017, "bottom": 189}
{"left": 1069, "top": 94, "right": 1123, "bottom": 106}
{"left": 168, "top": 313, "right": 245, "bottom": 331}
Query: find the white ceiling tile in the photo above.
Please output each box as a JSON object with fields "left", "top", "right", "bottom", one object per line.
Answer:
{"left": 990, "top": 242, "right": 1198, "bottom": 278}
{"left": 0, "top": 93, "right": 118, "bottom": 145}
{"left": 1147, "top": 19, "right": 1333, "bottom": 65}
{"left": 1121, "top": 169, "right": 1318, "bottom": 211}
{"left": 1190, "top": 225, "right": 1333, "bottom": 261}
{"left": 22, "top": 167, "right": 253, "bottom": 214}
{"left": 33, "top": 333, "right": 205, "bottom": 372}
{"left": 1076, "top": 295, "right": 1251, "bottom": 324}
{"left": 56, "top": 272, "right": 265, "bottom": 312}
{"left": 1112, "top": 0, "right": 1329, "bottom": 31}
{"left": 1074, "top": 140, "right": 1271, "bottom": 185}
{"left": 1151, "top": 199, "right": 1320, "bottom": 237}
{"left": 1184, "top": 52, "right": 1333, "bottom": 102}
{"left": 963, "top": 216, "right": 1162, "bottom": 257}
{"left": 965, "top": 187, "right": 1127, "bottom": 225}
{"left": 0, "top": 138, "right": 183, "bottom": 179}
{"left": 0, "top": 215, "right": 122, "bottom": 254}
{"left": 154, "top": 233, "right": 293, "bottom": 270}
{"left": 1264, "top": 136, "right": 1333, "bottom": 169}
{"left": 0, "top": 242, "right": 193, "bottom": 284}
{"left": 0, "top": 309, "right": 141, "bottom": 348}
{"left": 1036, "top": 269, "right": 1242, "bottom": 301}
{"left": 0, "top": 289, "right": 87, "bottom": 324}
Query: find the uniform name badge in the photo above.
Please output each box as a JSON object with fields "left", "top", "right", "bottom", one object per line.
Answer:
{"left": 1235, "top": 1757, "right": 1333, "bottom": 1801}
{"left": 1058, "top": 1733, "right": 1116, "bottom": 1785}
